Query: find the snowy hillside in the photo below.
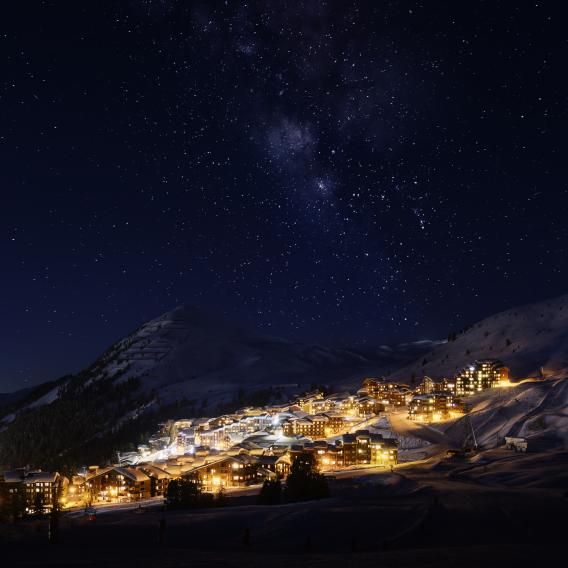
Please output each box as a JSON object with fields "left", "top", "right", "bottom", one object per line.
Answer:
{"left": 389, "top": 293, "right": 568, "bottom": 381}
{"left": 2, "top": 294, "right": 567, "bottom": 468}
{"left": 86, "top": 305, "right": 433, "bottom": 406}
{"left": 0, "top": 305, "right": 432, "bottom": 467}
{"left": 444, "top": 377, "right": 568, "bottom": 450}
{"left": 1, "top": 305, "right": 433, "bottom": 425}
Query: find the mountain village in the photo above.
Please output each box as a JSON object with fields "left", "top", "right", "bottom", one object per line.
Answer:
{"left": 1, "top": 358, "right": 522, "bottom": 517}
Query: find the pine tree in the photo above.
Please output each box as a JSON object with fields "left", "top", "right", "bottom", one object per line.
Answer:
{"left": 257, "top": 478, "right": 282, "bottom": 505}
{"left": 215, "top": 486, "right": 228, "bottom": 507}
{"left": 166, "top": 474, "right": 203, "bottom": 509}
{"left": 285, "top": 453, "right": 329, "bottom": 503}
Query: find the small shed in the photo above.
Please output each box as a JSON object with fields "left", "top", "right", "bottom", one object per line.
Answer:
{"left": 504, "top": 437, "right": 528, "bottom": 452}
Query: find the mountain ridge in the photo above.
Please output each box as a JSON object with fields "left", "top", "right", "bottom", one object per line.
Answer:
{"left": 1, "top": 293, "right": 567, "bottom": 468}
{"left": 0, "top": 305, "right": 432, "bottom": 468}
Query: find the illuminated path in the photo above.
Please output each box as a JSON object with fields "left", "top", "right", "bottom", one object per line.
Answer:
{"left": 388, "top": 410, "right": 451, "bottom": 447}
{"left": 65, "top": 496, "right": 166, "bottom": 517}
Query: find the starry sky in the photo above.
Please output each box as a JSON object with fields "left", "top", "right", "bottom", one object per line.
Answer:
{"left": 2, "top": 1, "right": 567, "bottom": 391}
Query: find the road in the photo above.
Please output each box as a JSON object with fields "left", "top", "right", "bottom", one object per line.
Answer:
{"left": 65, "top": 496, "right": 166, "bottom": 517}
{"left": 388, "top": 409, "right": 450, "bottom": 446}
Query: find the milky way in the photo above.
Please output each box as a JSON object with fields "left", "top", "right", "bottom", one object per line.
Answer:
{"left": 1, "top": 1, "right": 567, "bottom": 389}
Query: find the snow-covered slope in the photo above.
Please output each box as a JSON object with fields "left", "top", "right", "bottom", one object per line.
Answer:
{"left": 2, "top": 294, "right": 567, "bottom": 468}
{"left": 444, "top": 377, "right": 568, "bottom": 449}
{"left": 389, "top": 293, "right": 568, "bottom": 381}
{"left": 0, "top": 305, "right": 434, "bottom": 467}
{"left": 85, "top": 305, "right": 430, "bottom": 407}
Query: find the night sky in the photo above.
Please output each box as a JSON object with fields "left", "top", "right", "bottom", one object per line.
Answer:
{"left": 2, "top": 1, "right": 567, "bottom": 391}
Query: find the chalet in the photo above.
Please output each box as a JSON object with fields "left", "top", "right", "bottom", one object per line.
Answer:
{"left": 310, "top": 398, "right": 336, "bottom": 414}
{"left": 334, "top": 394, "right": 359, "bottom": 415}
{"left": 138, "top": 465, "right": 172, "bottom": 496}
{"left": 204, "top": 415, "right": 238, "bottom": 430}
{"left": 290, "top": 441, "right": 344, "bottom": 471}
{"left": 295, "top": 391, "right": 324, "bottom": 413}
{"left": 338, "top": 430, "right": 398, "bottom": 466}
{"left": 184, "top": 454, "right": 263, "bottom": 491}
{"left": 68, "top": 475, "right": 86, "bottom": 500}
{"left": 408, "top": 393, "right": 461, "bottom": 422}
{"left": 361, "top": 378, "right": 384, "bottom": 397}
{"left": 255, "top": 454, "right": 292, "bottom": 478}
{"left": 289, "top": 430, "right": 398, "bottom": 470}
{"left": 0, "top": 469, "right": 65, "bottom": 516}
{"left": 282, "top": 415, "right": 328, "bottom": 438}
{"left": 86, "top": 467, "right": 151, "bottom": 502}
{"left": 362, "top": 380, "right": 409, "bottom": 407}
{"left": 241, "top": 413, "right": 273, "bottom": 433}
{"left": 320, "top": 412, "right": 346, "bottom": 435}
{"left": 355, "top": 396, "right": 385, "bottom": 417}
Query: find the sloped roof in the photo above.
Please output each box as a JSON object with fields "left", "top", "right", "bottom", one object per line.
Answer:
{"left": 114, "top": 467, "right": 151, "bottom": 482}
{"left": 24, "top": 471, "right": 59, "bottom": 484}
{"left": 321, "top": 411, "right": 345, "bottom": 418}
{"left": 185, "top": 454, "right": 252, "bottom": 473}
{"left": 3, "top": 470, "right": 61, "bottom": 484}
{"left": 85, "top": 467, "right": 112, "bottom": 481}
{"left": 140, "top": 465, "right": 171, "bottom": 479}
{"left": 163, "top": 464, "right": 183, "bottom": 475}
{"left": 2, "top": 470, "right": 25, "bottom": 483}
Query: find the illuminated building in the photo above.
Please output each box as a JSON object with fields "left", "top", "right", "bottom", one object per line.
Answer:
{"left": 295, "top": 391, "right": 325, "bottom": 414}
{"left": 185, "top": 454, "right": 262, "bottom": 490}
{"left": 241, "top": 413, "right": 273, "bottom": 433}
{"left": 361, "top": 378, "right": 384, "bottom": 397}
{"left": 335, "top": 395, "right": 359, "bottom": 415}
{"left": 282, "top": 415, "right": 329, "bottom": 438}
{"left": 289, "top": 441, "right": 344, "bottom": 471}
{"left": 362, "top": 379, "right": 409, "bottom": 407}
{"left": 204, "top": 415, "right": 239, "bottom": 430}
{"left": 138, "top": 465, "right": 172, "bottom": 496}
{"left": 337, "top": 430, "right": 398, "bottom": 466}
{"left": 255, "top": 454, "right": 292, "bottom": 478}
{"left": 441, "top": 377, "right": 457, "bottom": 394}
{"left": 196, "top": 427, "right": 231, "bottom": 450}
{"left": 408, "top": 393, "right": 462, "bottom": 422}
{"left": 309, "top": 398, "right": 336, "bottom": 414}
{"left": 176, "top": 427, "right": 196, "bottom": 455}
{"left": 418, "top": 377, "right": 435, "bottom": 394}
{"left": 68, "top": 475, "right": 86, "bottom": 501}
{"left": 0, "top": 469, "right": 65, "bottom": 516}
{"left": 86, "top": 467, "right": 151, "bottom": 502}
{"left": 455, "top": 359, "right": 509, "bottom": 396}
{"left": 355, "top": 396, "right": 385, "bottom": 417}
{"left": 321, "top": 412, "right": 346, "bottom": 436}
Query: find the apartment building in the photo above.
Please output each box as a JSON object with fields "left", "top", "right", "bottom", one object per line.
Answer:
{"left": 455, "top": 359, "right": 509, "bottom": 396}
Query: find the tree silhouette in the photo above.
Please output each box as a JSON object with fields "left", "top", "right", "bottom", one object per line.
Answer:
{"left": 285, "top": 453, "right": 329, "bottom": 503}
{"left": 257, "top": 478, "right": 282, "bottom": 505}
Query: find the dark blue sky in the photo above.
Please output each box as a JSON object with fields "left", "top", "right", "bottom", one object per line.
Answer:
{"left": 2, "top": 1, "right": 567, "bottom": 391}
